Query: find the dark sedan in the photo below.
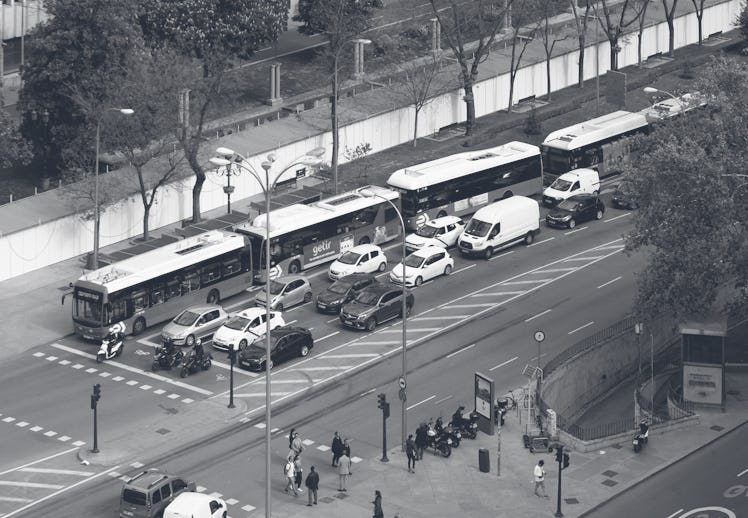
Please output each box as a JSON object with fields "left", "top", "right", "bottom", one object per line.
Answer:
{"left": 315, "top": 273, "right": 379, "bottom": 314}
{"left": 339, "top": 284, "right": 414, "bottom": 331}
{"left": 545, "top": 194, "right": 605, "bottom": 229}
{"left": 237, "top": 326, "right": 313, "bottom": 371}
{"left": 611, "top": 182, "right": 639, "bottom": 210}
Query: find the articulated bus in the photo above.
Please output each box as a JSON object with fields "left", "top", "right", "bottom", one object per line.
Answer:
{"left": 386, "top": 141, "right": 543, "bottom": 230}
{"left": 71, "top": 230, "right": 250, "bottom": 340}
{"left": 540, "top": 110, "right": 650, "bottom": 184}
{"left": 233, "top": 185, "right": 402, "bottom": 283}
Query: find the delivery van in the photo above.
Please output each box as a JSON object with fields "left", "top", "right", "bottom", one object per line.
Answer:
{"left": 163, "top": 492, "right": 228, "bottom": 518}
{"left": 542, "top": 168, "right": 600, "bottom": 206}
{"left": 457, "top": 196, "right": 540, "bottom": 259}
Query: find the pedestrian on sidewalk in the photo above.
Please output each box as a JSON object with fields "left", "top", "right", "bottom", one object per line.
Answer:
{"left": 415, "top": 423, "right": 427, "bottom": 460}
{"left": 305, "top": 465, "right": 319, "bottom": 506}
{"left": 291, "top": 430, "right": 304, "bottom": 456}
{"left": 344, "top": 438, "right": 352, "bottom": 474}
{"left": 284, "top": 458, "right": 298, "bottom": 496}
{"left": 294, "top": 454, "right": 304, "bottom": 492}
{"left": 372, "top": 489, "right": 384, "bottom": 518}
{"left": 331, "top": 431, "right": 344, "bottom": 467}
{"left": 406, "top": 434, "right": 417, "bottom": 473}
{"left": 288, "top": 428, "right": 296, "bottom": 450}
{"left": 338, "top": 450, "right": 351, "bottom": 491}
{"left": 534, "top": 459, "right": 548, "bottom": 498}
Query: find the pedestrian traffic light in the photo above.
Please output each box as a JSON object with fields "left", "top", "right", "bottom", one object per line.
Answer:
{"left": 377, "top": 393, "right": 386, "bottom": 409}
{"left": 563, "top": 453, "right": 570, "bottom": 469}
{"left": 383, "top": 401, "right": 390, "bottom": 419}
{"left": 555, "top": 446, "right": 563, "bottom": 463}
{"left": 91, "top": 384, "right": 101, "bottom": 409}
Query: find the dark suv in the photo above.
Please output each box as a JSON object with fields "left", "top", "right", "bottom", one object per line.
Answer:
{"left": 316, "top": 273, "right": 378, "bottom": 314}
{"left": 545, "top": 194, "right": 605, "bottom": 229}
{"left": 119, "top": 469, "right": 195, "bottom": 518}
{"left": 238, "top": 326, "right": 314, "bottom": 371}
{"left": 340, "top": 284, "right": 414, "bottom": 331}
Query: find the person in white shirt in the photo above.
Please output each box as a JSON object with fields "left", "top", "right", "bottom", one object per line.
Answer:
{"left": 534, "top": 459, "right": 548, "bottom": 497}
{"left": 284, "top": 459, "right": 298, "bottom": 496}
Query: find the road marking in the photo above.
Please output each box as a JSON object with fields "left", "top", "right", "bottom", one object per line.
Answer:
{"left": 300, "top": 366, "right": 352, "bottom": 371}
{"left": 234, "top": 392, "right": 292, "bottom": 397}
{"left": 0, "top": 481, "right": 65, "bottom": 489}
{"left": 453, "top": 264, "right": 476, "bottom": 275}
{"left": 412, "top": 315, "right": 469, "bottom": 320}
{"left": 316, "top": 331, "right": 340, "bottom": 342}
{"left": 447, "top": 343, "right": 475, "bottom": 358}
{"left": 568, "top": 321, "right": 595, "bottom": 335}
{"left": 19, "top": 467, "right": 94, "bottom": 477}
{"left": 527, "top": 237, "right": 555, "bottom": 247}
{"left": 0, "top": 447, "right": 80, "bottom": 477}
{"left": 268, "top": 378, "right": 326, "bottom": 384}
{"left": 488, "top": 250, "right": 515, "bottom": 261}
{"left": 564, "top": 226, "right": 588, "bottom": 235}
{"left": 490, "top": 356, "right": 518, "bottom": 371}
{"left": 525, "top": 309, "right": 551, "bottom": 322}
{"left": 666, "top": 510, "right": 684, "bottom": 518}
{"left": 449, "top": 304, "right": 496, "bottom": 308}
{"left": 563, "top": 255, "right": 605, "bottom": 262}
{"left": 604, "top": 213, "right": 631, "bottom": 223}
{"left": 379, "top": 327, "right": 441, "bottom": 333}
{"left": 0, "top": 496, "right": 34, "bottom": 503}
{"left": 595, "top": 244, "right": 625, "bottom": 251}
{"left": 738, "top": 467, "right": 748, "bottom": 477}
{"left": 322, "top": 353, "right": 380, "bottom": 359}
{"left": 326, "top": 317, "right": 340, "bottom": 323}
{"left": 49, "top": 343, "right": 212, "bottom": 396}
{"left": 347, "top": 340, "right": 400, "bottom": 346}
{"left": 209, "top": 358, "right": 258, "bottom": 376}
{"left": 503, "top": 279, "right": 553, "bottom": 285}
{"left": 473, "top": 291, "right": 525, "bottom": 297}
{"left": 597, "top": 276, "right": 622, "bottom": 289}
{"left": 407, "top": 395, "right": 436, "bottom": 410}
{"left": 433, "top": 394, "right": 453, "bottom": 405}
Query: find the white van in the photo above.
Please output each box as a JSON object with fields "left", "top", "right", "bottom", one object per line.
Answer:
{"left": 457, "top": 196, "right": 540, "bottom": 259}
{"left": 542, "top": 168, "right": 600, "bottom": 206}
{"left": 163, "top": 492, "right": 228, "bottom": 518}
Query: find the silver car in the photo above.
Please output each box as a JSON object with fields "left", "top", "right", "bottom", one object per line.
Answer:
{"left": 161, "top": 305, "right": 230, "bottom": 346}
{"left": 254, "top": 275, "right": 313, "bottom": 311}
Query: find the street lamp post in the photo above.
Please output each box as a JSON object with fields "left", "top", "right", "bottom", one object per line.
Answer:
{"left": 210, "top": 146, "right": 324, "bottom": 518}
{"left": 360, "top": 188, "right": 408, "bottom": 451}
{"left": 92, "top": 107, "right": 134, "bottom": 270}
{"left": 220, "top": 166, "right": 241, "bottom": 214}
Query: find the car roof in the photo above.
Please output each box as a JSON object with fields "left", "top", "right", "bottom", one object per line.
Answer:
{"left": 275, "top": 274, "right": 309, "bottom": 284}
{"left": 124, "top": 469, "right": 174, "bottom": 490}
{"left": 236, "top": 307, "right": 270, "bottom": 318}
{"left": 361, "top": 283, "right": 401, "bottom": 296}
{"left": 425, "top": 215, "right": 463, "bottom": 226}
{"left": 332, "top": 272, "right": 377, "bottom": 286}
{"left": 269, "top": 326, "right": 311, "bottom": 338}
{"left": 182, "top": 304, "right": 224, "bottom": 314}
{"left": 345, "top": 244, "right": 381, "bottom": 254}
{"left": 567, "top": 194, "right": 596, "bottom": 201}
{"left": 410, "top": 245, "right": 450, "bottom": 257}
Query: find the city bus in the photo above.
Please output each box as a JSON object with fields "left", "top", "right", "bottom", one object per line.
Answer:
{"left": 540, "top": 110, "right": 649, "bottom": 184}
{"left": 71, "top": 230, "right": 250, "bottom": 340}
{"left": 233, "top": 185, "right": 402, "bottom": 283}
{"left": 386, "top": 141, "right": 543, "bottom": 230}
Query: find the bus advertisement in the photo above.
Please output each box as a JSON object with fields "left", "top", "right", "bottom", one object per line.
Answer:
{"left": 233, "top": 185, "right": 402, "bottom": 283}
{"left": 71, "top": 230, "right": 250, "bottom": 340}
{"left": 386, "top": 141, "right": 542, "bottom": 230}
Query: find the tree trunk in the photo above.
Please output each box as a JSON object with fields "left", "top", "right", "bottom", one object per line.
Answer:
{"left": 577, "top": 34, "right": 585, "bottom": 88}
{"left": 142, "top": 204, "right": 151, "bottom": 241}
{"left": 697, "top": 14, "right": 703, "bottom": 45}
{"left": 191, "top": 171, "right": 205, "bottom": 224}
{"left": 331, "top": 76, "right": 339, "bottom": 194}
{"left": 667, "top": 19, "right": 675, "bottom": 56}
{"left": 637, "top": 32, "right": 643, "bottom": 67}
{"left": 463, "top": 84, "right": 475, "bottom": 136}
{"left": 546, "top": 54, "right": 552, "bottom": 100}
{"left": 413, "top": 106, "right": 420, "bottom": 147}
{"left": 610, "top": 38, "right": 619, "bottom": 71}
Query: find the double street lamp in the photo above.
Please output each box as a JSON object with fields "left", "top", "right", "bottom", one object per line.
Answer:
{"left": 92, "top": 107, "right": 134, "bottom": 270}
{"left": 210, "top": 145, "right": 324, "bottom": 518}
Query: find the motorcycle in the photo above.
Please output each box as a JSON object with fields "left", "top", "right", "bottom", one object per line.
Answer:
{"left": 435, "top": 416, "right": 461, "bottom": 448}
{"left": 633, "top": 421, "right": 649, "bottom": 453}
{"left": 180, "top": 345, "right": 213, "bottom": 378}
{"left": 424, "top": 419, "right": 452, "bottom": 457}
{"left": 152, "top": 344, "right": 184, "bottom": 372}
{"left": 450, "top": 406, "right": 478, "bottom": 440}
{"left": 96, "top": 322, "right": 126, "bottom": 363}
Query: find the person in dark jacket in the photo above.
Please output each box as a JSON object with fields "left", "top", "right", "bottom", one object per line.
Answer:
{"left": 331, "top": 431, "right": 344, "bottom": 467}
{"left": 372, "top": 489, "right": 384, "bottom": 518}
{"left": 304, "top": 465, "right": 319, "bottom": 506}
{"left": 415, "top": 423, "right": 428, "bottom": 460}
{"left": 406, "top": 434, "right": 417, "bottom": 473}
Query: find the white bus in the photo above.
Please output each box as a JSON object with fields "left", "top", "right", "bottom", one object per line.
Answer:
{"left": 541, "top": 110, "right": 649, "bottom": 183}
{"left": 71, "top": 230, "right": 250, "bottom": 340}
{"left": 386, "top": 141, "right": 543, "bottom": 231}
{"left": 234, "top": 185, "right": 402, "bottom": 283}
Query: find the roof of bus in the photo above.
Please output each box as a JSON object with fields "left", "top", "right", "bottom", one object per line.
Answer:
{"left": 75, "top": 230, "right": 246, "bottom": 293}
{"left": 234, "top": 185, "right": 400, "bottom": 239}
{"left": 541, "top": 110, "right": 649, "bottom": 151}
{"left": 386, "top": 141, "right": 540, "bottom": 191}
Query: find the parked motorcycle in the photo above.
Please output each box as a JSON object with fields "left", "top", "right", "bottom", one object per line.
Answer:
{"left": 450, "top": 406, "right": 478, "bottom": 440}
{"left": 152, "top": 344, "right": 184, "bottom": 372}
{"left": 633, "top": 421, "right": 649, "bottom": 453}
{"left": 435, "top": 416, "right": 461, "bottom": 448}
{"left": 424, "top": 419, "right": 452, "bottom": 457}
{"left": 96, "top": 322, "right": 126, "bottom": 363}
{"left": 180, "top": 342, "right": 212, "bottom": 378}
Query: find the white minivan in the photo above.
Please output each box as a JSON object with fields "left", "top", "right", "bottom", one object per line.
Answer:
{"left": 164, "top": 492, "right": 228, "bottom": 518}
{"left": 457, "top": 196, "right": 540, "bottom": 259}
{"left": 542, "top": 168, "right": 600, "bottom": 206}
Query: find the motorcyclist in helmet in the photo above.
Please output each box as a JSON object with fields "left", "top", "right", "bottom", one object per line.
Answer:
{"left": 452, "top": 405, "right": 466, "bottom": 428}
{"left": 103, "top": 322, "right": 125, "bottom": 355}
{"left": 639, "top": 420, "right": 649, "bottom": 437}
{"left": 192, "top": 338, "right": 204, "bottom": 363}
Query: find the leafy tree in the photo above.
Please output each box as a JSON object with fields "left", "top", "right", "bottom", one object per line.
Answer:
{"left": 568, "top": 0, "right": 593, "bottom": 88}
{"left": 623, "top": 57, "right": 748, "bottom": 320}
{"left": 0, "top": 109, "right": 32, "bottom": 169}
{"left": 739, "top": 1, "right": 748, "bottom": 42}
{"left": 429, "top": 0, "right": 513, "bottom": 136}
{"left": 661, "top": 0, "right": 679, "bottom": 57}
{"left": 593, "top": 0, "right": 645, "bottom": 71}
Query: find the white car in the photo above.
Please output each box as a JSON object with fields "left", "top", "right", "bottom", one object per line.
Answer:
{"left": 329, "top": 244, "right": 387, "bottom": 280}
{"left": 212, "top": 307, "right": 285, "bottom": 351}
{"left": 405, "top": 215, "right": 465, "bottom": 252}
{"left": 389, "top": 246, "right": 454, "bottom": 287}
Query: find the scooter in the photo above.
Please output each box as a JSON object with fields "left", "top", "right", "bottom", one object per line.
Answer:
{"left": 435, "top": 417, "right": 461, "bottom": 448}
{"left": 633, "top": 421, "right": 649, "bottom": 453}
{"left": 450, "top": 407, "right": 478, "bottom": 440}
{"left": 152, "top": 344, "right": 184, "bottom": 372}
{"left": 180, "top": 346, "right": 213, "bottom": 378}
{"left": 424, "top": 419, "right": 453, "bottom": 457}
{"left": 96, "top": 322, "right": 126, "bottom": 363}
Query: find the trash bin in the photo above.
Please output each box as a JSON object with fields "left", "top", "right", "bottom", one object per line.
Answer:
{"left": 478, "top": 448, "right": 490, "bottom": 473}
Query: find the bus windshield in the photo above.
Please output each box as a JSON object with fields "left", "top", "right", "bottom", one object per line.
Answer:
{"left": 73, "top": 288, "right": 104, "bottom": 325}
{"left": 415, "top": 224, "right": 439, "bottom": 238}
{"left": 543, "top": 147, "right": 572, "bottom": 176}
{"left": 464, "top": 219, "right": 492, "bottom": 237}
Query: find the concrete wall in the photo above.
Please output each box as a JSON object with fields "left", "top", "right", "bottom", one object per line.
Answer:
{"left": 1, "top": 1, "right": 48, "bottom": 40}
{"left": 0, "top": 0, "right": 741, "bottom": 282}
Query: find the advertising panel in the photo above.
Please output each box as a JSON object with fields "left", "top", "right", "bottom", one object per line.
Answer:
{"left": 683, "top": 364, "right": 723, "bottom": 405}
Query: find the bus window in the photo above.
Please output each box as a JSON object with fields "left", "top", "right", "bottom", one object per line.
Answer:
{"left": 222, "top": 258, "right": 241, "bottom": 278}
{"left": 151, "top": 284, "right": 165, "bottom": 306}
{"left": 130, "top": 290, "right": 148, "bottom": 312}
{"left": 201, "top": 263, "right": 221, "bottom": 285}
{"left": 182, "top": 272, "right": 200, "bottom": 294}
{"left": 166, "top": 278, "right": 181, "bottom": 300}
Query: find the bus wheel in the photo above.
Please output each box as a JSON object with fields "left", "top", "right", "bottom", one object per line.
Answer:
{"left": 358, "top": 236, "right": 371, "bottom": 245}
{"left": 288, "top": 261, "right": 301, "bottom": 274}
{"left": 132, "top": 317, "right": 146, "bottom": 336}
{"left": 502, "top": 190, "right": 513, "bottom": 199}
{"left": 524, "top": 232, "right": 534, "bottom": 245}
{"left": 484, "top": 248, "right": 493, "bottom": 260}
{"left": 207, "top": 289, "right": 220, "bottom": 304}
{"left": 437, "top": 210, "right": 447, "bottom": 218}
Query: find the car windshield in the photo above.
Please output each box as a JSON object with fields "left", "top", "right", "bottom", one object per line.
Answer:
{"left": 337, "top": 251, "right": 362, "bottom": 265}
{"left": 464, "top": 218, "right": 491, "bottom": 237}
{"left": 224, "top": 315, "right": 250, "bottom": 331}
{"left": 415, "top": 224, "right": 439, "bottom": 238}
{"left": 173, "top": 310, "right": 199, "bottom": 326}
{"left": 242, "top": 344, "right": 265, "bottom": 357}
{"left": 268, "top": 280, "right": 285, "bottom": 295}
{"left": 354, "top": 291, "right": 380, "bottom": 305}
{"left": 556, "top": 199, "right": 578, "bottom": 211}
{"left": 550, "top": 178, "right": 572, "bottom": 191}
{"left": 328, "top": 281, "right": 350, "bottom": 295}
{"left": 404, "top": 255, "right": 426, "bottom": 268}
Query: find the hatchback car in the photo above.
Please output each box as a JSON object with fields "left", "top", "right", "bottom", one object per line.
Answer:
{"left": 389, "top": 246, "right": 454, "bottom": 287}
{"left": 212, "top": 308, "right": 285, "bottom": 351}
{"left": 315, "top": 273, "right": 378, "bottom": 314}
{"left": 328, "top": 244, "right": 387, "bottom": 280}
{"left": 545, "top": 194, "right": 605, "bottom": 229}
{"left": 238, "top": 326, "right": 314, "bottom": 371}
{"left": 254, "top": 275, "right": 313, "bottom": 311}
{"left": 611, "top": 182, "right": 639, "bottom": 210}
{"left": 340, "top": 284, "right": 415, "bottom": 331}
{"left": 405, "top": 215, "right": 465, "bottom": 252}
{"left": 164, "top": 491, "right": 228, "bottom": 518}
{"left": 160, "top": 305, "right": 229, "bottom": 347}
{"left": 119, "top": 469, "right": 195, "bottom": 518}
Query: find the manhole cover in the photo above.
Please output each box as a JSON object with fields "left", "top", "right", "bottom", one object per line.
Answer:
{"left": 610, "top": 443, "right": 622, "bottom": 449}
{"left": 601, "top": 470, "right": 618, "bottom": 477}
{"left": 335, "top": 492, "right": 350, "bottom": 500}
{"left": 156, "top": 428, "right": 171, "bottom": 435}
{"left": 319, "top": 496, "right": 335, "bottom": 504}
{"left": 565, "top": 497, "right": 580, "bottom": 505}
{"left": 601, "top": 479, "right": 618, "bottom": 487}
{"left": 710, "top": 425, "right": 725, "bottom": 432}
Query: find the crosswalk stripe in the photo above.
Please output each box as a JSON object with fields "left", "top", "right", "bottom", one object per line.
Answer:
{"left": 20, "top": 467, "right": 94, "bottom": 477}
{"left": 0, "top": 496, "right": 34, "bottom": 503}
{"left": 0, "top": 481, "right": 65, "bottom": 489}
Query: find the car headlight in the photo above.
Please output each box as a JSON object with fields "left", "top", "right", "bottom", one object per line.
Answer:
{"left": 561, "top": 215, "right": 572, "bottom": 221}
{"left": 357, "top": 313, "right": 368, "bottom": 321}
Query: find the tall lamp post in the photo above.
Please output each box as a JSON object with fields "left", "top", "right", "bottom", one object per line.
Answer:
{"left": 331, "top": 38, "right": 371, "bottom": 194}
{"left": 210, "top": 146, "right": 324, "bottom": 518}
{"left": 92, "top": 107, "right": 134, "bottom": 270}
{"left": 360, "top": 188, "right": 408, "bottom": 451}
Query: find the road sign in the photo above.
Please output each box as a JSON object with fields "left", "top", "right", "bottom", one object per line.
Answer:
{"left": 534, "top": 330, "right": 545, "bottom": 343}
{"left": 398, "top": 376, "right": 406, "bottom": 389}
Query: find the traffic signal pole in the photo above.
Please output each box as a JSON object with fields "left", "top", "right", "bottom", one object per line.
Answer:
{"left": 90, "top": 384, "right": 101, "bottom": 453}
{"left": 377, "top": 393, "right": 390, "bottom": 462}
{"left": 554, "top": 446, "right": 570, "bottom": 517}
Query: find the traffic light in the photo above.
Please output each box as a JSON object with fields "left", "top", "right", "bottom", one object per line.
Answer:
{"left": 563, "top": 453, "right": 570, "bottom": 469}
{"left": 91, "top": 384, "right": 101, "bottom": 409}
{"left": 377, "top": 393, "right": 386, "bottom": 409}
{"left": 555, "top": 446, "right": 563, "bottom": 464}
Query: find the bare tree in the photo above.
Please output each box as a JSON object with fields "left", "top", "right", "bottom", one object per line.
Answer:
{"left": 538, "top": 0, "right": 571, "bottom": 100}
{"left": 594, "top": 0, "right": 646, "bottom": 71}
{"left": 635, "top": 0, "right": 652, "bottom": 66}
{"left": 429, "top": 0, "right": 513, "bottom": 136}
{"left": 691, "top": 0, "right": 707, "bottom": 45}
{"left": 506, "top": 0, "right": 541, "bottom": 112}
{"left": 568, "top": 0, "right": 593, "bottom": 88}
{"left": 661, "top": 0, "right": 679, "bottom": 56}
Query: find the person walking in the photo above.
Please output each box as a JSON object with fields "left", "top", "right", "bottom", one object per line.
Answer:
{"left": 305, "top": 465, "right": 319, "bottom": 506}
{"left": 294, "top": 455, "right": 304, "bottom": 492}
{"left": 344, "top": 439, "right": 352, "bottom": 474}
{"left": 288, "top": 428, "right": 296, "bottom": 450}
{"left": 337, "top": 450, "right": 352, "bottom": 492}
{"left": 534, "top": 459, "right": 548, "bottom": 498}
{"left": 406, "top": 434, "right": 417, "bottom": 473}
{"left": 291, "top": 430, "right": 304, "bottom": 456}
{"left": 331, "top": 431, "right": 344, "bottom": 467}
{"left": 415, "top": 423, "right": 427, "bottom": 460}
{"left": 284, "top": 457, "right": 298, "bottom": 496}
{"left": 372, "top": 489, "right": 384, "bottom": 518}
